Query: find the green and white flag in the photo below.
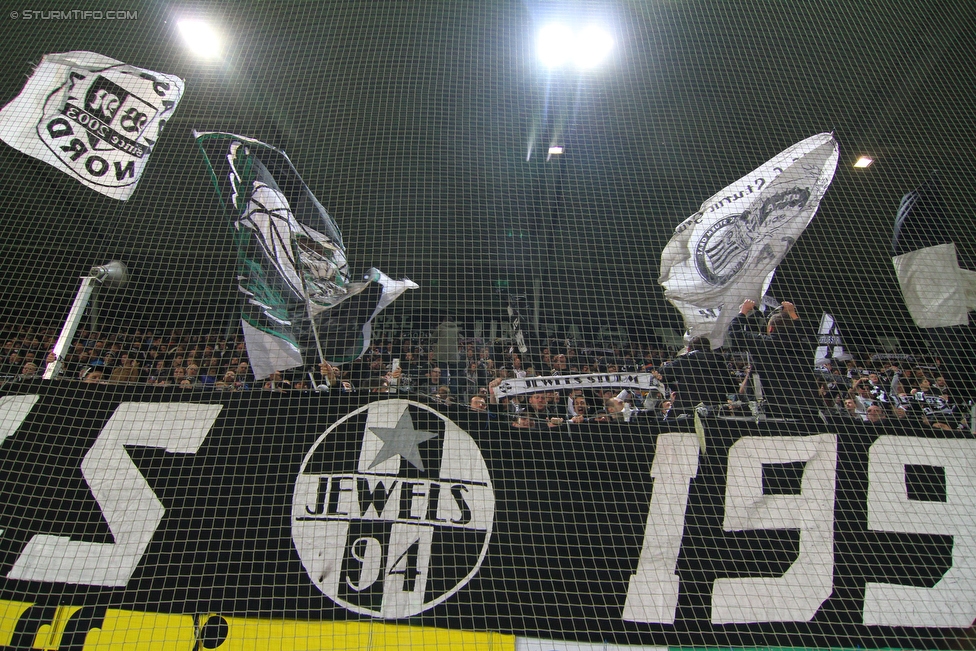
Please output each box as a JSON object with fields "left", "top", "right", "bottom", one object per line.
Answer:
{"left": 195, "top": 131, "right": 417, "bottom": 379}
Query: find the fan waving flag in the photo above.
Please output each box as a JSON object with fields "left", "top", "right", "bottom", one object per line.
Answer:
{"left": 195, "top": 131, "right": 417, "bottom": 379}
{"left": 659, "top": 133, "right": 839, "bottom": 347}
{"left": 0, "top": 51, "right": 183, "bottom": 200}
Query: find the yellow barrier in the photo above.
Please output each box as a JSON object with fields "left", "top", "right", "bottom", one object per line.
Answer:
{"left": 0, "top": 599, "right": 514, "bottom": 651}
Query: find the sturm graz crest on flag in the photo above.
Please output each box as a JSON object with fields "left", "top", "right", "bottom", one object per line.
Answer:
{"left": 693, "top": 187, "right": 811, "bottom": 286}
{"left": 194, "top": 131, "right": 418, "bottom": 377}
{"left": 292, "top": 400, "right": 494, "bottom": 618}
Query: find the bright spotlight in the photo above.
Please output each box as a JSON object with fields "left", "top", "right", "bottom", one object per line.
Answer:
{"left": 177, "top": 19, "right": 223, "bottom": 59}
{"left": 538, "top": 23, "right": 613, "bottom": 69}
{"left": 573, "top": 26, "right": 614, "bottom": 68}
{"left": 537, "top": 24, "right": 575, "bottom": 68}
{"left": 853, "top": 156, "right": 874, "bottom": 168}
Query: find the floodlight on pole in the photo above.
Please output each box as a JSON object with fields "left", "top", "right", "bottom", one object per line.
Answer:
{"left": 43, "top": 261, "right": 128, "bottom": 380}
{"left": 90, "top": 260, "right": 129, "bottom": 288}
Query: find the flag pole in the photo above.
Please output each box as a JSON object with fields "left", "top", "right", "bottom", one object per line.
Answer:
{"left": 290, "top": 238, "right": 327, "bottom": 366}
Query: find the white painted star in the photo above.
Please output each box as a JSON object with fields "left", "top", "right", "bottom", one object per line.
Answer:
{"left": 368, "top": 410, "right": 438, "bottom": 471}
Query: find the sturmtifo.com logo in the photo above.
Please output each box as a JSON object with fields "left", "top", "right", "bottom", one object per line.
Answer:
{"left": 292, "top": 400, "right": 494, "bottom": 618}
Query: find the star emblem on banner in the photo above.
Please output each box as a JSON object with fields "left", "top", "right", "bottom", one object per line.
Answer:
{"left": 368, "top": 410, "right": 438, "bottom": 471}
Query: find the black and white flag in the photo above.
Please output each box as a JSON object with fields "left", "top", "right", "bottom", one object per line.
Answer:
{"left": 891, "top": 174, "right": 976, "bottom": 328}
{"left": 659, "top": 133, "right": 839, "bottom": 347}
{"left": 0, "top": 51, "right": 183, "bottom": 200}
{"left": 814, "top": 312, "right": 845, "bottom": 367}
{"left": 507, "top": 295, "right": 529, "bottom": 355}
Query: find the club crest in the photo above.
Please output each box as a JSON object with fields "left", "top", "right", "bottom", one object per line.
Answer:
{"left": 292, "top": 399, "right": 494, "bottom": 618}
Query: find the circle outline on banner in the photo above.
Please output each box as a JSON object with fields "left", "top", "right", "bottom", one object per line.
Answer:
{"left": 291, "top": 398, "right": 494, "bottom": 618}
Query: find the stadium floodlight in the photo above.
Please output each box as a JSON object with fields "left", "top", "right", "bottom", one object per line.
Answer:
{"left": 546, "top": 144, "right": 564, "bottom": 161}
{"left": 538, "top": 23, "right": 613, "bottom": 69}
{"left": 572, "top": 26, "right": 614, "bottom": 69}
{"left": 537, "top": 24, "right": 575, "bottom": 68}
{"left": 853, "top": 156, "right": 874, "bottom": 168}
{"left": 177, "top": 19, "right": 223, "bottom": 59}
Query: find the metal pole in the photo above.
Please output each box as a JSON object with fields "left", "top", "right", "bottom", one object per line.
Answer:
{"left": 43, "top": 261, "right": 127, "bottom": 380}
{"left": 291, "top": 239, "right": 326, "bottom": 366}
{"left": 43, "top": 276, "right": 99, "bottom": 380}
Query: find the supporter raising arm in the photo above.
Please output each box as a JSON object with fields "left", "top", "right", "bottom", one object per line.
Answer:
{"left": 726, "top": 300, "right": 821, "bottom": 419}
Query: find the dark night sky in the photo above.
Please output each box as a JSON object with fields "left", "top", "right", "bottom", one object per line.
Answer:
{"left": 1, "top": 0, "right": 974, "bottom": 348}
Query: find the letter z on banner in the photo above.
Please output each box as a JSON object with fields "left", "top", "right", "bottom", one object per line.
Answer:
{"left": 0, "top": 51, "right": 184, "bottom": 200}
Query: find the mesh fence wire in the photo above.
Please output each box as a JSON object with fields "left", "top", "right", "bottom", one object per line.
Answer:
{"left": 0, "top": 1, "right": 975, "bottom": 649}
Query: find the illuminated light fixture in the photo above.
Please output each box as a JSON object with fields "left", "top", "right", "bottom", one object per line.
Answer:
{"left": 537, "top": 23, "right": 613, "bottom": 69}
{"left": 853, "top": 156, "right": 874, "bottom": 168}
{"left": 177, "top": 19, "right": 223, "bottom": 59}
{"left": 546, "top": 144, "right": 564, "bottom": 161}
{"left": 572, "top": 25, "right": 614, "bottom": 69}
{"left": 537, "top": 24, "right": 575, "bottom": 68}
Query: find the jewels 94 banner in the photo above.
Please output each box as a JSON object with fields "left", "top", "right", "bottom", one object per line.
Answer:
{"left": 0, "top": 381, "right": 973, "bottom": 651}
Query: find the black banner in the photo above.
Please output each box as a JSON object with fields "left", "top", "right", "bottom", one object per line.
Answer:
{"left": 0, "top": 381, "right": 973, "bottom": 649}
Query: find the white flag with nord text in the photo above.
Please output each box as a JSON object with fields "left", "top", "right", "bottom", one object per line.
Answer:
{"left": 0, "top": 51, "right": 184, "bottom": 200}
{"left": 659, "top": 133, "right": 839, "bottom": 347}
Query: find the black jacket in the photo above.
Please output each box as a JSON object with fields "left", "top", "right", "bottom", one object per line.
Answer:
{"left": 727, "top": 313, "right": 820, "bottom": 417}
{"left": 659, "top": 349, "right": 735, "bottom": 413}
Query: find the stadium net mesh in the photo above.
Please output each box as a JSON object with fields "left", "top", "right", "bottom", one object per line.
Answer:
{"left": 0, "top": 1, "right": 974, "bottom": 649}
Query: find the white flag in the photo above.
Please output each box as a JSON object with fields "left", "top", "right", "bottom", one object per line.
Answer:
{"left": 890, "top": 176, "right": 976, "bottom": 328}
{"left": 814, "top": 312, "right": 845, "bottom": 366}
{"left": 0, "top": 51, "right": 184, "bottom": 200}
{"left": 241, "top": 319, "right": 304, "bottom": 382}
{"left": 892, "top": 243, "right": 976, "bottom": 328}
{"left": 659, "top": 133, "right": 839, "bottom": 347}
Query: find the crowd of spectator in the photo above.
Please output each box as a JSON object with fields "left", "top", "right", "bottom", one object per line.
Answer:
{"left": 1, "top": 306, "right": 970, "bottom": 433}
{"left": 0, "top": 326, "right": 265, "bottom": 390}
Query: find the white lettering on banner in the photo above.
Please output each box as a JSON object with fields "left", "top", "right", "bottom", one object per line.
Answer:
{"left": 6, "top": 402, "right": 222, "bottom": 586}
{"left": 711, "top": 434, "right": 836, "bottom": 624}
{"left": 623, "top": 432, "right": 700, "bottom": 624}
{"left": 863, "top": 436, "right": 976, "bottom": 627}
{"left": 4, "top": 392, "right": 976, "bottom": 630}
{"left": 0, "top": 395, "right": 39, "bottom": 446}
{"left": 494, "top": 372, "right": 656, "bottom": 399}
